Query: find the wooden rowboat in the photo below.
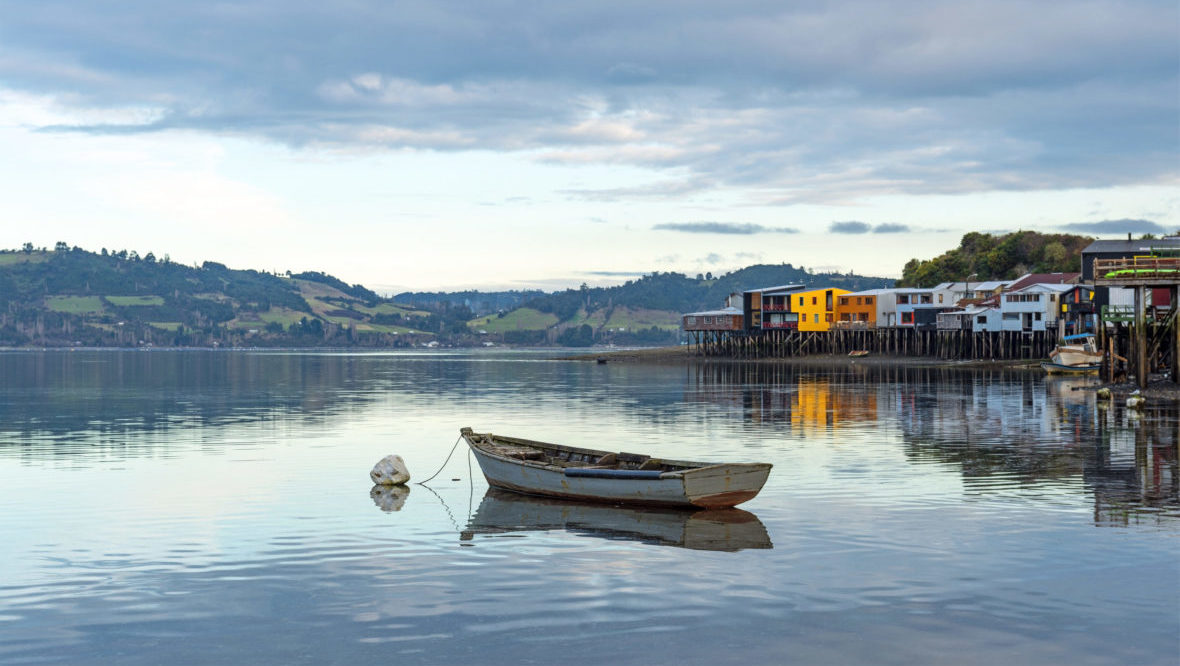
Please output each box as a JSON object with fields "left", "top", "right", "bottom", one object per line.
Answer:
{"left": 460, "top": 427, "right": 771, "bottom": 508}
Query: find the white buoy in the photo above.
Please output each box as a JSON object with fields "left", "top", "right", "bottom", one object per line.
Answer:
{"left": 1126, "top": 391, "right": 1146, "bottom": 411}
{"left": 370, "top": 454, "right": 411, "bottom": 485}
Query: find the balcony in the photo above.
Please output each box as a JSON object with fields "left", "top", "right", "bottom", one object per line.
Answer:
{"left": 1095, "top": 256, "right": 1180, "bottom": 285}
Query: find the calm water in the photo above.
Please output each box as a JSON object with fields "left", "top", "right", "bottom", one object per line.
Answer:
{"left": 0, "top": 350, "right": 1177, "bottom": 665}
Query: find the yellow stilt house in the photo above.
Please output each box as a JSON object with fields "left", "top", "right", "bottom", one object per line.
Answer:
{"left": 791, "top": 287, "right": 850, "bottom": 331}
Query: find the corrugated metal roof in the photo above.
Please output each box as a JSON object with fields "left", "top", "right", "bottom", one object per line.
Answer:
{"left": 1007, "top": 272, "right": 1079, "bottom": 290}
{"left": 683, "top": 306, "right": 743, "bottom": 317}
{"left": 1011, "top": 282, "right": 1074, "bottom": 293}
{"left": 1082, "top": 237, "right": 1180, "bottom": 254}
{"left": 743, "top": 284, "right": 805, "bottom": 295}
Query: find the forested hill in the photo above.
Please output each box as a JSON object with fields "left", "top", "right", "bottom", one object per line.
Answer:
{"left": 897, "top": 231, "right": 1094, "bottom": 287}
{"left": 393, "top": 290, "right": 545, "bottom": 314}
{"left": 522, "top": 264, "right": 894, "bottom": 321}
{"left": 0, "top": 245, "right": 894, "bottom": 348}
{"left": 0, "top": 245, "right": 441, "bottom": 348}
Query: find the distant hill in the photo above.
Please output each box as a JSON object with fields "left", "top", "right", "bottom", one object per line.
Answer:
{"left": 0, "top": 246, "right": 437, "bottom": 347}
{"left": 0, "top": 245, "right": 894, "bottom": 348}
{"left": 475, "top": 265, "right": 895, "bottom": 346}
{"left": 393, "top": 290, "right": 545, "bottom": 316}
{"left": 897, "top": 231, "right": 1094, "bottom": 287}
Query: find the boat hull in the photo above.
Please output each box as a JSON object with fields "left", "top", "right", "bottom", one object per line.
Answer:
{"left": 1041, "top": 361, "right": 1100, "bottom": 375}
{"left": 463, "top": 429, "right": 771, "bottom": 508}
{"left": 1050, "top": 348, "right": 1103, "bottom": 366}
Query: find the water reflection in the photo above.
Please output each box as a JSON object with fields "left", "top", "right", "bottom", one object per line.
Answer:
{"left": 370, "top": 484, "right": 410, "bottom": 512}
{"left": 1090, "top": 408, "right": 1180, "bottom": 526}
{"left": 687, "top": 362, "right": 1180, "bottom": 526}
{"left": 460, "top": 489, "right": 772, "bottom": 551}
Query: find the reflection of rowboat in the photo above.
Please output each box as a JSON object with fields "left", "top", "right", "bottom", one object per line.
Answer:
{"left": 460, "top": 488, "right": 772, "bottom": 551}
{"left": 1041, "top": 361, "right": 1100, "bottom": 375}
{"left": 460, "top": 428, "right": 772, "bottom": 508}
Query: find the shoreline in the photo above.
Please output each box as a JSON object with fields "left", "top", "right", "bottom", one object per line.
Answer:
{"left": 565, "top": 345, "right": 1044, "bottom": 370}
{"left": 570, "top": 346, "right": 1180, "bottom": 401}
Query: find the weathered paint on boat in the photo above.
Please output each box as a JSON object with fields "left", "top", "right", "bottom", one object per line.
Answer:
{"left": 1041, "top": 361, "right": 1100, "bottom": 375}
{"left": 461, "top": 428, "right": 771, "bottom": 508}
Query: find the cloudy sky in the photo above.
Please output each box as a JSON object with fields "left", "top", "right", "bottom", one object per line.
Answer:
{"left": 0, "top": 1, "right": 1176, "bottom": 292}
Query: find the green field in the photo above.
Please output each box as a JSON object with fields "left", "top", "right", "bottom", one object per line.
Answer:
{"left": 0, "top": 252, "right": 48, "bottom": 266}
{"left": 468, "top": 307, "right": 559, "bottom": 333}
{"left": 355, "top": 323, "right": 431, "bottom": 335}
{"left": 148, "top": 322, "right": 183, "bottom": 331}
{"left": 354, "top": 302, "right": 430, "bottom": 318}
{"left": 228, "top": 307, "right": 309, "bottom": 329}
{"left": 45, "top": 296, "right": 105, "bottom": 314}
{"left": 603, "top": 307, "right": 681, "bottom": 331}
{"left": 106, "top": 295, "right": 164, "bottom": 306}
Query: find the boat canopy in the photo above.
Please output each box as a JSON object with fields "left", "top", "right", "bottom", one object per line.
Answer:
{"left": 1063, "top": 333, "right": 1095, "bottom": 340}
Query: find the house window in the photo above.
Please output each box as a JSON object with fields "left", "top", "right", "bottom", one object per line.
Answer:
{"left": 858, "top": 313, "right": 868, "bottom": 321}
{"left": 839, "top": 297, "right": 848, "bottom": 306}
{"left": 898, "top": 295, "right": 910, "bottom": 304}
{"left": 1035, "top": 312, "right": 1042, "bottom": 321}
{"left": 814, "top": 314, "right": 819, "bottom": 323}
{"left": 977, "top": 316, "right": 986, "bottom": 324}
{"left": 901, "top": 312, "right": 914, "bottom": 324}
{"left": 1003, "top": 313, "right": 1019, "bottom": 320}
{"left": 798, "top": 297, "right": 804, "bottom": 306}
{"left": 938, "top": 294, "right": 944, "bottom": 303}
{"left": 825, "top": 313, "right": 833, "bottom": 322}
{"left": 866, "top": 297, "right": 873, "bottom": 305}
{"left": 686, "top": 317, "right": 697, "bottom": 325}
{"left": 812, "top": 296, "right": 817, "bottom": 305}
{"left": 856, "top": 297, "right": 863, "bottom": 305}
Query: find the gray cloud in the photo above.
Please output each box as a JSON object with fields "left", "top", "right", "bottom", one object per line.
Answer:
{"left": 830, "top": 221, "right": 913, "bottom": 234}
{"left": 0, "top": 0, "right": 1175, "bottom": 201}
{"left": 654, "top": 222, "right": 799, "bottom": 235}
{"left": 1060, "top": 219, "right": 1170, "bottom": 234}
{"left": 829, "top": 221, "right": 872, "bottom": 234}
{"left": 582, "top": 270, "right": 650, "bottom": 277}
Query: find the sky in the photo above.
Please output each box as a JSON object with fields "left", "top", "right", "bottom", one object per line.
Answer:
{"left": 0, "top": 1, "right": 1176, "bottom": 293}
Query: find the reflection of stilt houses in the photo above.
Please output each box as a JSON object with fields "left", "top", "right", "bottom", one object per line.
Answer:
{"left": 1089, "top": 408, "right": 1180, "bottom": 526}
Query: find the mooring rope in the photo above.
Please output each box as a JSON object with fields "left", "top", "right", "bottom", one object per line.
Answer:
{"left": 416, "top": 435, "right": 464, "bottom": 485}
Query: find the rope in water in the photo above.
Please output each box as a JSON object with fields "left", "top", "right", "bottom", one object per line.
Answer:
{"left": 416, "top": 435, "right": 464, "bottom": 485}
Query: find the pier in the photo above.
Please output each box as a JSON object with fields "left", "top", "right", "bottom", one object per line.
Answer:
{"left": 687, "top": 327, "right": 1059, "bottom": 361}
{"left": 1093, "top": 257, "right": 1180, "bottom": 388}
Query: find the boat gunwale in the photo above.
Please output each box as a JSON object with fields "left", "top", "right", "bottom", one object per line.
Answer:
{"left": 461, "top": 429, "right": 771, "bottom": 480}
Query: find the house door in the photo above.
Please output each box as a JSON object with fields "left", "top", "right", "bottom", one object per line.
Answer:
{"left": 1022, "top": 312, "right": 1033, "bottom": 332}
